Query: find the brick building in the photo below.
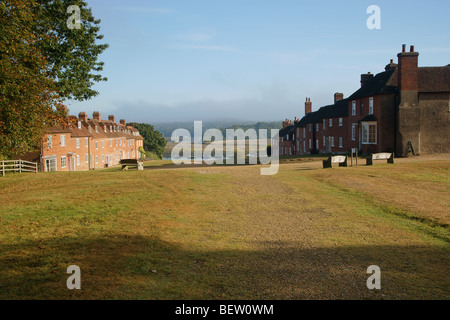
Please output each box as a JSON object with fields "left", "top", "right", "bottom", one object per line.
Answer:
{"left": 280, "top": 45, "right": 450, "bottom": 156}
{"left": 38, "top": 111, "right": 144, "bottom": 172}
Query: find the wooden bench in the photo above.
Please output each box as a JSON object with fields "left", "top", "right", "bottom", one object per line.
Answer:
{"left": 120, "top": 159, "right": 144, "bottom": 171}
{"left": 366, "top": 152, "right": 394, "bottom": 166}
{"left": 323, "top": 155, "right": 348, "bottom": 168}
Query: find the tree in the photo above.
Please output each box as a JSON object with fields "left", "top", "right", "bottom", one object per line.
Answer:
{"left": 36, "top": 0, "right": 109, "bottom": 101}
{"left": 130, "top": 123, "right": 167, "bottom": 159}
{"left": 0, "top": 0, "right": 108, "bottom": 158}
{"left": 0, "top": 0, "right": 61, "bottom": 158}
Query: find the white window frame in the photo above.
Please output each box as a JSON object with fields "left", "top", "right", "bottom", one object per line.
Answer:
{"left": 369, "top": 97, "right": 374, "bottom": 115}
{"left": 352, "top": 125, "right": 356, "bottom": 141}
{"left": 361, "top": 122, "right": 377, "bottom": 145}
{"left": 339, "top": 137, "right": 343, "bottom": 148}
{"left": 339, "top": 118, "right": 343, "bottom": 127}
{"left": 61, "top": 156, "right": 67, "bottom": 168}
{"left": 47, "top": 135, "right": 53, "bottom": 148}
{"left": 329, "top": 119, "right": 332, "bottom": 127}
{"left": 303, "top": 127, "right": 306, "bottom": 138}
{"left": 60, "top": 135, "right": 66, "bottom": 147}
{"left": 323, "top": 119, "right": 325, "bottom": 129}
{"left": 76, "top": 139, "right": 80, "bottom": 149}
{"left": 85, "top": 138, "right": 89, "bottom": 147}
{"left": 352, "top": 101, "right": 356, "bottom": 116}
{"left": 330, "top": 137, "right": 335, "bottom": 147}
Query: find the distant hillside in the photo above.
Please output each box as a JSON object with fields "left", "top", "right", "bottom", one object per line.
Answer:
{"left": 154, "top": 121, "right": 282, "bottom": 138}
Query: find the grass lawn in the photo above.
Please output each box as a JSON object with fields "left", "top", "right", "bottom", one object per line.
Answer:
{"left": 0, "top": 154, "right": 449, "bottom": 299}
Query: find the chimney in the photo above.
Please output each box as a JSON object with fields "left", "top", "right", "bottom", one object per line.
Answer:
{"left": 79, "top": 112, "right": 88, "bottom": 122}
{"left": 120, "top": 119, "right": 126, "bottom": 126}
{"left": 334, "top": 93, "right": 344, "bottom": 103}
{"left": 305, "top": 97, "right": 312, "bottom": 115}
{"left": 360, "top": 72, "right": 374, "bottom": 88}
{"left": 108, "top": 115, "right": 116, "bottom": 123}
{"left": 93, "top": 111, "right": 101, "bottom": 121}
{"left": 397, "top": 44, "right": 419, "bottom": 104}
{"left": 385, "top": 58, "right": 398, "bottom": 71}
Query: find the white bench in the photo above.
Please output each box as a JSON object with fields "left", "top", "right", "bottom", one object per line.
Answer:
{"left": 366, "top": 153, "right": 394, "bottom": 166}
{"left": 323, "top": 155, "right": 348, "bottom": 168}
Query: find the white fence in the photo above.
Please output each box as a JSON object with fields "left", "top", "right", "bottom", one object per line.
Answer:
{"left": 1, "top": 160, "right": 38, "bottom": 177}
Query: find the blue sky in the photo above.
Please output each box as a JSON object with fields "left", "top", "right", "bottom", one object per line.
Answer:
{"left": 67, "top": 0, "right": 450, "bottom": 124}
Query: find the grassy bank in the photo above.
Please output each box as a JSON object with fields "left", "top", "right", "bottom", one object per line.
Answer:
{"left": 0, "top": 155, "right": 448, "bottom": 299}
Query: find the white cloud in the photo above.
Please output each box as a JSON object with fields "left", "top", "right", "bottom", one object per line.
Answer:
{"left": 175, "top": 44, "right": 237, "bottom": 52}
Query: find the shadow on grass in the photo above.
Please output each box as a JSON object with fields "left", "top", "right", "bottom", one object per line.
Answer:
{"left": 1, "top": 234, "right": 448, "bottom": 300}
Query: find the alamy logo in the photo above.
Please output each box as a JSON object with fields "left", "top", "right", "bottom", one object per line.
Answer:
{"left": 66, "top": 265, "right": 81, "bottom": 290}
{"left": 171, "top": 121, "right": 279, "bottom": 175}
{"left": 366, "top": 5, "right": 381, "bottom": 30}
{"left": 366, "top": 265, "right": 381, "bottom": 290}
{"left": 67, "top": 5, "right": 81, "bottom": 30}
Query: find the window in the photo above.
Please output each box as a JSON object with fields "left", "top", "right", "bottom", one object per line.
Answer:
{"left": 316, "top": 139, "right": 319, "bottom": 149}
{"left": 95, "top": 156, "right": 98, "bottom": 164}
{"left": 309, "top": 124, "right": 312, "bottom": 132}
{"left": 309, "top": 139, "right": 312, "bottom": 149}
{"left": 95, "top": 141, "right": 98, "bottom": 150}
{"left": 303, "top": 128, "right": 306, "bottom": 138}
{"left": 77, "top": 155, "right": 80, "bottom": 165}
{"left": 47, "top": 136, "right": 53, "bottom": 148}
{"left": 88, "top": 126, "right": 92, "bottom": 133}
{"left": 362, "top": 123, "right": 377, "bottom": 144}
{"left": 61, "top": 156, "right": 67, "bottom": 168}
{"left": 339, "top": 118, "right": 343, "bottom": 126}
{"left": 110, "top": 139, "right": 112, "bottom": 147}
{"left": 352, "top": 125, "right": 356, "bottom": 141}
{"left": 78, "top": 121, "right": 82, "bottom": 129}
{"left": 329, "top": 119, "right": 332, "bottom": 127}
{"left": 369, "top": 97, "right": 374, "bottom": 115}
{"left": 45, "top": 158, "right": 57, "bottom": 172}
{"left": 339, "top": 137, "right": 343, "bottom": 148}
{"left": 323, "top": 136, "right": 326, "bottom": 148}
{"left": 102, "top": 140, "right": 104, "bottom": 148}
{"left": 330, "top": 137, "right": 335, "bottom": 147}
{"left": 316, "top": 123, "right": 319, "bottom": 132}
{"left": 60, "top": 135, "right": 66, "bottom": 147}
{"left": 303, "top": 141, "right": 306, "bottom": 153}
{"left": 86, "top": 154, "right": 89, "bottom": 163}
{"left": 76, "top": 139, "right": 80, "bottom": 149}
{"left": 352, "top": 101, "right": 356, "bottom": 116}
{"left": 95, "top": 125, "right": 98, "bottom": 133}
{"left": 85, "top": 138, "right": 88, "bottom": 147}
{"left": 116, "top": 138, "right": 118, "bottom": 146}
{"left": 323, "top": 119, "right": 326, "bottom": 129}
{"left": 102, "top": 154, "right": 104, "bottom": 162}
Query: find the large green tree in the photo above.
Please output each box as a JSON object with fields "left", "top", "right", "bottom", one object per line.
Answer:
{"left": 0, "top": 0, "right": 108, "bottom": 158}
{"left": 0, "top": 0, "right": 61, "bottom": 158}
{"left": 131, "top": 123, "right": 167, "bottom": 159}
{"left": 36, "top": 0, "right": 109, "bottom": 101}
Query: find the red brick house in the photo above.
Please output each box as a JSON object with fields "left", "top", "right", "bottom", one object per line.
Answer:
{"left": 40, "top": 111, "right": 144, "bottom": 172}
{"left": 281, "top": 45, "right": 450, "bottom": 156}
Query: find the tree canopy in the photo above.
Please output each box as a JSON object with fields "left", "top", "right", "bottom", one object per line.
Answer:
{"left": 130, "top": 123, "right": 167, "bottom": 159}
{"left": 0, "top": 0, "right": 108, "bottom": 158}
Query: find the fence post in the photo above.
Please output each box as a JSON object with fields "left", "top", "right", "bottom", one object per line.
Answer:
{"left": 19, "top": 160, "right": 22, "bottom": 174}
{"left": 2, "top": 160, "right": 4, "bottom": 177}
{"left": 35, "top": 162, "right": 38, "bottom": 174}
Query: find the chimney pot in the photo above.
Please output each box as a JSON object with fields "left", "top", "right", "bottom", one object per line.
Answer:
{"left": 93, "top": 111, "right": 101, "bottom": 121}
{"left": 108, "top": 115, "right": 115, "bottom": 123}
{"left": 410, "top": 45, "right": 414, "bottom": 52}
{"left": 402, "top": 44, "right": 406, "bottom": 52}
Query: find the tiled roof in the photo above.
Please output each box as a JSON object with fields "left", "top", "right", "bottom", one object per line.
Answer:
{"left": 418, "top": 66, "right": 450, "bottom": 92}
{"left": 295, "top": 99, "right": 349, "bottom": 127}
{"left": 348, "top": 69, "right": 398, "bottom": 100}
